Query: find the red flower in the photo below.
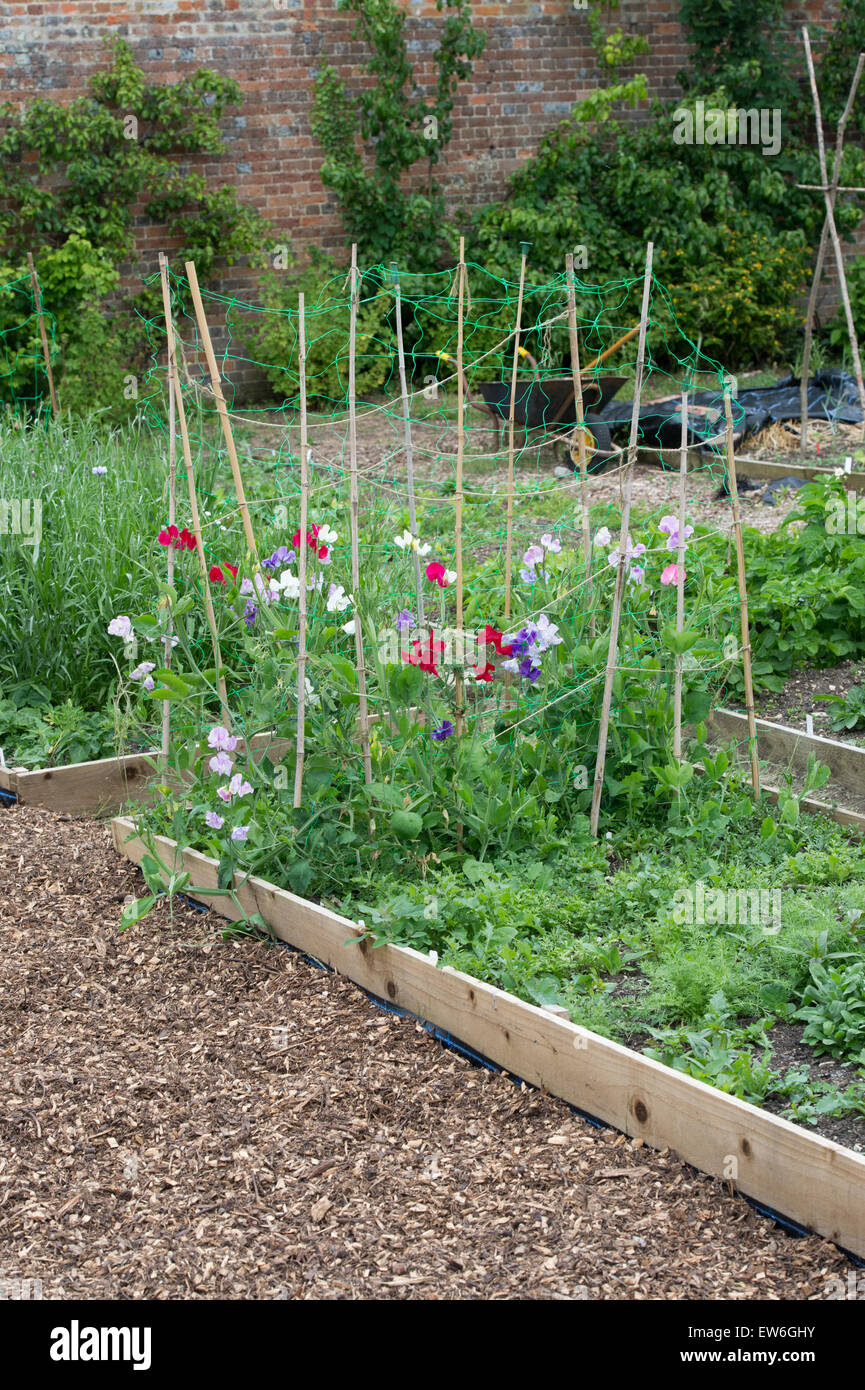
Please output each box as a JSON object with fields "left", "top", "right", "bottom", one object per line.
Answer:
{"left": 473, "top": 661, "right": 495, "bottom": 682}
{"left": 158, "top": 525, "right": 196, "bottom": 552}
{"left": 292, "top": 524, "right": 329, "bottom": 562}
{"left": 403, "top": 632, "right": 446, "bottom": 677}
{"left": 208, "top": 562, "right": 238, "bottom": 585}
{"left": 481, "top": 624, "right": 513, "bottom": 657}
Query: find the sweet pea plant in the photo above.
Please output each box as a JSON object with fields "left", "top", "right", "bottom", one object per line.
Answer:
{"left": 115, "top": 491, "right": 731, "bottom": 928}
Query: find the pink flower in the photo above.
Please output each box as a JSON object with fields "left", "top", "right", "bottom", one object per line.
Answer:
{"left": 228, "top": 773, "right": 253, "bottom": 798}
{"left": 205, "top": 811, "right": 224, "bottom": 830}
{"left": 661, "top": 563, "right": 685, "bottom": 586}
{"left": 216, "top": 785, "right": 233, "bottom": 803}
{"left": 209, "top": 751, "right": 234, "bottom": 776}
{"left": 207, "top": 726, "right": 238, "bottom": 753}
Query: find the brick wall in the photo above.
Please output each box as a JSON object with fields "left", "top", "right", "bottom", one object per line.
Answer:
{"left": 0, "top": 0, "right": 850, "bottom": 388}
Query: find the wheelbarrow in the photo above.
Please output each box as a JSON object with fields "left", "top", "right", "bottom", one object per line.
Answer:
{"left": 438, "top": 325, "right": 637, "bottom": 472}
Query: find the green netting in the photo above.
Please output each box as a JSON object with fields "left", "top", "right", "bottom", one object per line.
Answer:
{"left": 0, "top": 270, "right": 59, "bottom": 418}
{"left": 0, "top": 254, "right": 746, "bottom": 815}
{"left": 118, "top": 260, "right": 737, "bottom": 751}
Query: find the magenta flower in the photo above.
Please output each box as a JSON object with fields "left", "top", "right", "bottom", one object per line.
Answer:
{"left": 661, "top": 563, "right": 685, "bottom": 586}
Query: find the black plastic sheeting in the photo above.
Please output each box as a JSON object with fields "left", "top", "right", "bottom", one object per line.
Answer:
{"left": 597, "top": 370, "right": 863, "bottom": 452}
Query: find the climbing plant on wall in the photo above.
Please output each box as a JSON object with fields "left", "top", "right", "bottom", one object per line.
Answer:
{"left": 310, "top": 0, "right": 486, "bottom": 268}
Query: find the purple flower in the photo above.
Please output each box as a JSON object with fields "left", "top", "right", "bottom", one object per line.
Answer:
{"left": 396, "top": 608, "right": 415, "bottom": 632}
{"left": 431, "top": 721, "right": 454, "bottom": 742}
{"left": 209, "top": 751, "right": 234, "bottom": 776}
{"left": 230, "top": 825, "right": 249, "bottom": 842}
{"left": 262, "top": 545, "right": 295, "bottom": 571}
{"left": 205, "top": 810, "right": 224, "bottom": 830}
{"left": 244, "top": 600, "right": 258, "bottom": 629}
{"left": 519, "top": 657, "right": 541, "bottom": 682}
{"left": 92, "top": 465, "right": 108, "bottom": 476}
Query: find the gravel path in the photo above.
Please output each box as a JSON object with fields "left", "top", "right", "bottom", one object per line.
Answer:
{"left": 0, "top": 804, "right": 854, "bottom": 1300}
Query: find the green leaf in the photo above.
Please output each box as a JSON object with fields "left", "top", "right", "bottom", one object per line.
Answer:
{"left": 660, "top": 624, "right": 699, "bottom": 656}
{"left": 120, "top": 894, "right": 160, "bottom": 930}
{"left": 365, "top": 780, "right": 405, "bottom": 809}
{"left": 390, "top": 808, "right": 423, "bottom": 840}
{"left": 152, "top": 668, "right": 191, "bottom": 696}
{"left": 288, "top": 860, "right": 314, "bottom": 896}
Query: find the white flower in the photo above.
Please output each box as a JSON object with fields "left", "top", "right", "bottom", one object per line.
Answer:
{"left": 593, "top": 526, "right": 611, "bottom": 547}
{"left": 130, "top": 661, "right": 156, "bottom": 681}
{"left": 108, "top": 616, "right": 133, "bottom": 641}
{"left": 270, "top": 569, "right": 301, "bottom": 599}
{"left": 443, "top": 568, "right": 457, "bottom": 585}
{"left": 342, "top": 618, "right": 356, "bottom": 636}
{"left": 317, "top": 523, "right": 339, "bottom": 545}
{"left": 326, "top": 583, "right": 353, "bottom": 613}
{"left": 395, "top": 528, "right": 431, "bottom": 556}
{"left": 305, "top": 678, "right": 320, "bottom": 706}
{"left": 534, "top": 614, "right": 563, "bottom": 650}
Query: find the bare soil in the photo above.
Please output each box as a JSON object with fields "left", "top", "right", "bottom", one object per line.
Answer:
{"left": 0, "top": 803, "right": 855, "bottom": 1299}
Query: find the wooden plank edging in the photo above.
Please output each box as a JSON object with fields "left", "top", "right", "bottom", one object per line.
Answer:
{"left": 707, "top": 707, "right": 865, "bottom": 830}
{"left": 3, "top": 735, "right": 295, "bottom": 816}
{"left": 111, "top": 813, "right": 865, "bottom": 1257}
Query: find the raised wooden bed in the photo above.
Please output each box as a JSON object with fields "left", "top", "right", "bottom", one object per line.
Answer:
{"left": 0, "top": 734, "right": 293, "bottom": 816}
{"left": 706, "top": 708, "right": 865, "bottom": 832}
{"left": 112, "top": 813, "right": 865, "bottom": 1258}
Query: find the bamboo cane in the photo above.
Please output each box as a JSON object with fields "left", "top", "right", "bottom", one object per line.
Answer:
{"left": 392, "top": 264, "right": 424, "bottom": 628}
{"left": 799, "top": 52, "right": 865, "bottom": 451}
{"left": 504, "top": 246, "right": 528, "bottom": 626}
{"left": 158, "top": 256, "right": 231, "bottom": 728}
{"left": 184, "top": 259, "right": 261, "bottom": 565}
{"left": 27, "top": 252, "right": 58, "bottom": 418}
{"left": 582, "top": 324, "right": 640, "bottom": 373}
{"left": 294, "top": 293, "right": 309, "bottom": 809}
{"left": 159, "top": 253, "right": 178, "bottom": 773}
{"left": 590, "top": 243, "right": 654, "bottom": 837}
{"left": 348, "top": 245, "right": 373, "bottom": 786}
{"left": 724, "top": 391, "right": 760, "bottom": 798}
{"left": 566, "top": 251, "right": 594, "bottom": 638}
{"left": 673, "top": 390, "right": 689, "bottom": 762}
{"left": 455, "top": 236, "right": 467, "bottom": 738}
{"left": 802, "top": 29, "right": 865, "bottom": 443}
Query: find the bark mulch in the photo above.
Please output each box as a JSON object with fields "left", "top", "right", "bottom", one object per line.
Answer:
{"left": 0, "top": 804, "right": 855, "bottom": 1300}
